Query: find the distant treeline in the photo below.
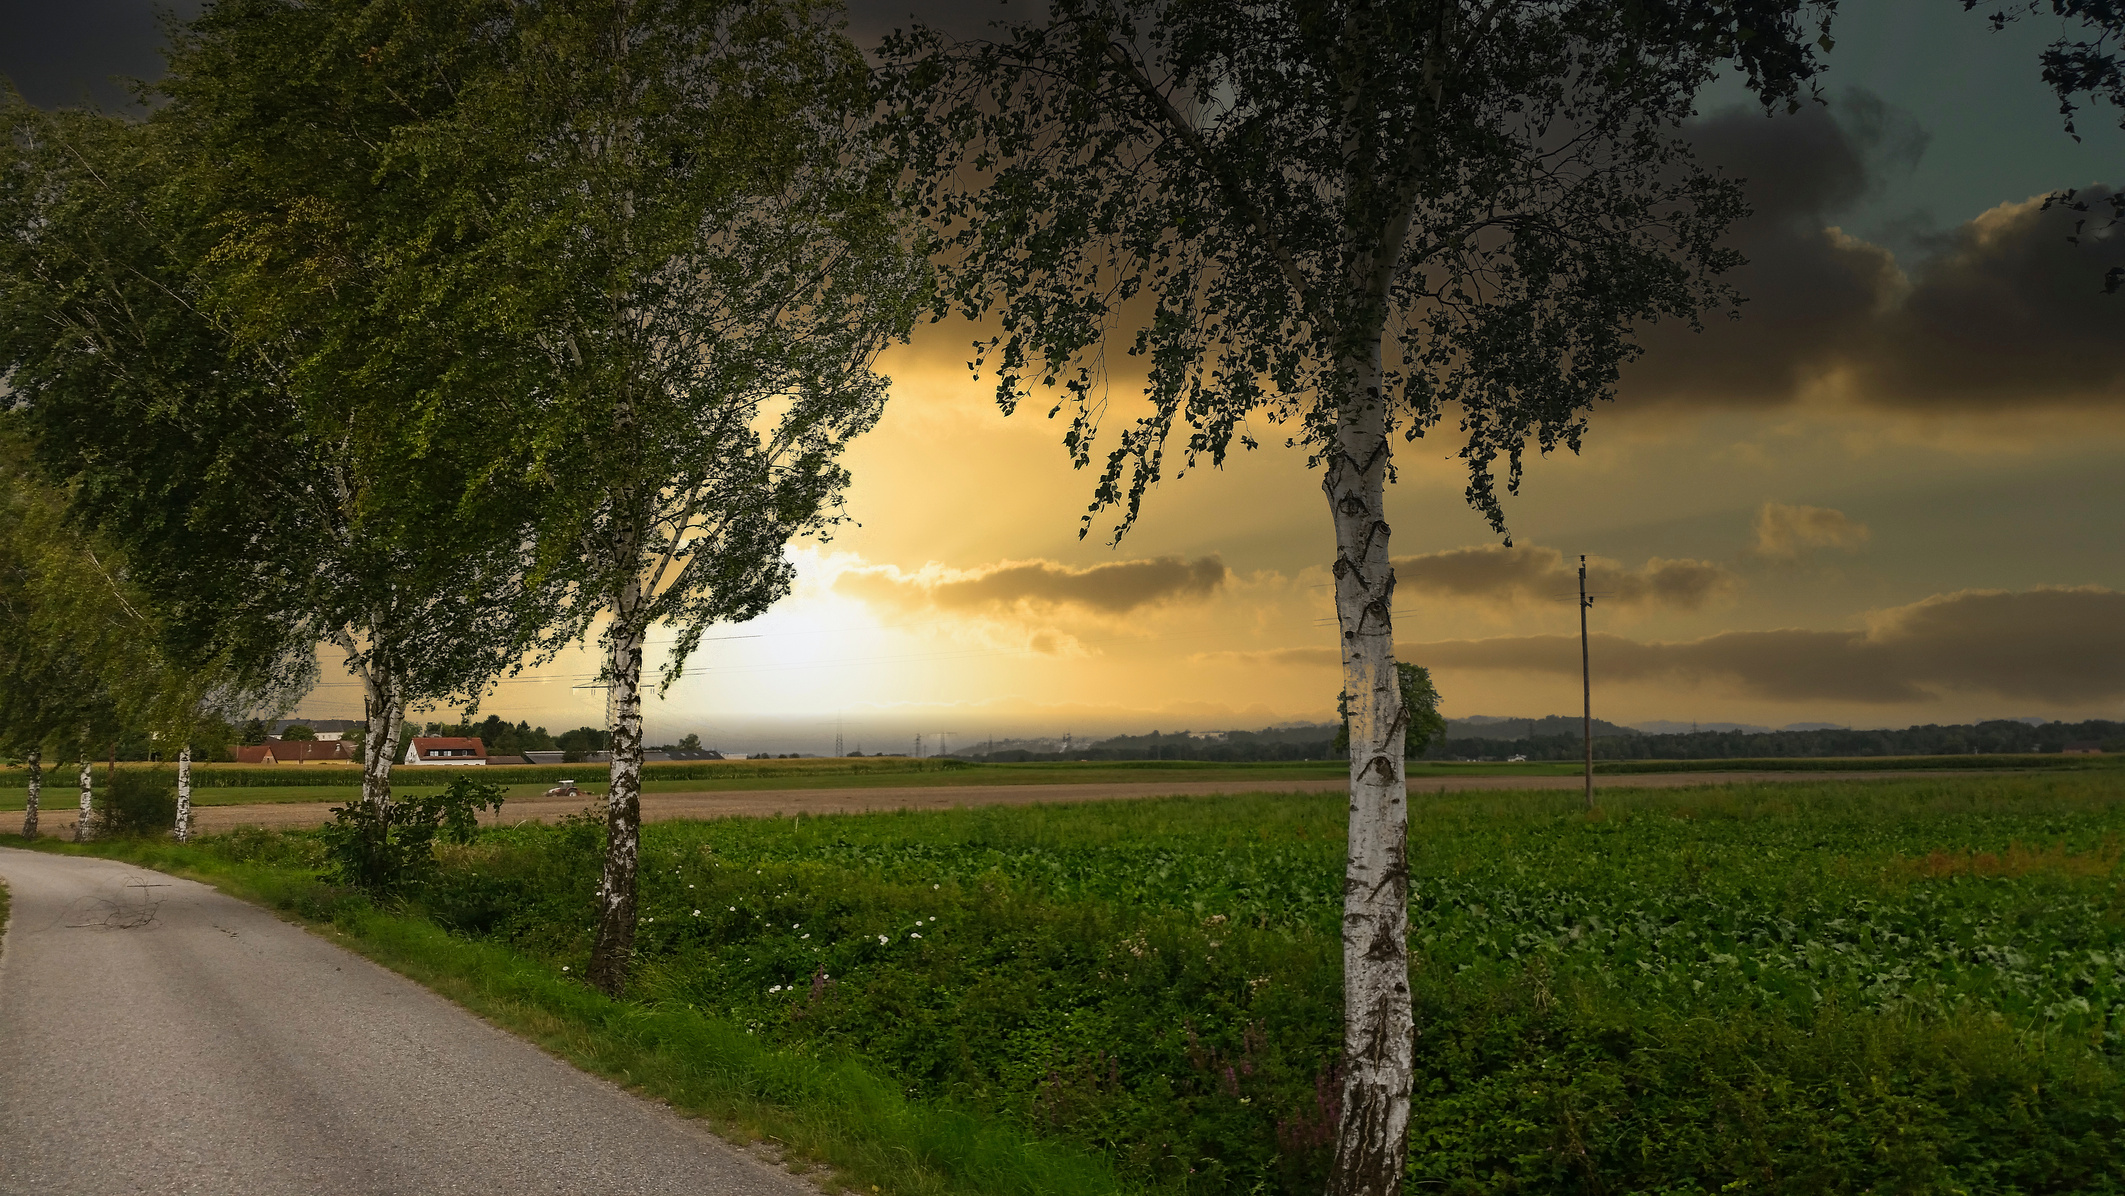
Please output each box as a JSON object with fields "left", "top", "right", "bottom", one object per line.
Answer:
{"left": 969, "top": 725, "right": 1343, "bottom": 763}
{"left": 1426, "top": 719, "right": 2125, "bottom": 761}
{"left": 963, "top": 718, "right": 2125, "bottom": 764}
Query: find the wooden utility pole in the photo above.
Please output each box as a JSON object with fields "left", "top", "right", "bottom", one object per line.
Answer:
{"left": 1579, "top": 555, "right": 1594, "bottom": 810}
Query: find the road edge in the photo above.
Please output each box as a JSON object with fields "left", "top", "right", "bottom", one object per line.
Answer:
{"left": 4, "top": 835, "right": 1130, "bottom": 1196}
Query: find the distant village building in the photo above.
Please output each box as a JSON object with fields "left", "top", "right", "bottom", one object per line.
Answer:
{"left": 268, "top": 738, "right": 352, "bottom": 763}
{"left": 232, "top": 739, "right": 356, "bottom": 764}
{"left": 2061, "top": 741, "right": 2105, "bottom": 755}
{"left": 405, "top": 737, "right": 489, "bottom": 766}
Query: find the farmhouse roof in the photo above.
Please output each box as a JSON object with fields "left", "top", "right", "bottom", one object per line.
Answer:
{"left": 267, "top": 738, "right": 351, "bottom": 762}
{"left": 232, "top": 745, "right": 277, "bottom": 764}
{"left": 410, "top": 737, "right": 487, "bottom": 757}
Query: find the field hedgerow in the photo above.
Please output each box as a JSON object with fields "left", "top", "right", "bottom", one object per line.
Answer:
{"left": 218, "top": 775, "right": 2124, "bottom": 1193}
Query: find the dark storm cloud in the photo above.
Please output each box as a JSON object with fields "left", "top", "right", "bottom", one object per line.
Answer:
{"left": 0, "top": 0, "right": 200, "bottom": 109}
{"left": 838, "top": 555, "right": 1229, "bottom": 616}
{"left": 2, "top": 0, "right": 998, "bottom": 108}
{"left": 1393, "top": 545, "right": 1735, "bottom": 610}
{"left": 1620, "top": 92, "right": 1920, "bottom": 407}
{"left": 1406, "top": 587, "right": 2125, "bottom": 704}
{"left": 1858, "top": 191, "right": 2125, "bottom": 406}
{"left": 1620, "top": 92, "right": 2122, "bottom": 410}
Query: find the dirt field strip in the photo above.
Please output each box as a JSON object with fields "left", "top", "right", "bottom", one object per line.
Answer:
{"left": 8, "top": 768, "right": 2016, "bottom": 838}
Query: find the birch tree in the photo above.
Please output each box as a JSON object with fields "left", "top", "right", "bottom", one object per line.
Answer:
{"left": 3, "top": 36, "right": 550, "bottom": 814}
{"left": 18, "top": 748, "right": 38, "bottom": 840}
{"left": 888, "top": 2, "right": 1831, "bottom": 1188}
{"left": 380, "top": 0, "right": 924, "bottom": 996}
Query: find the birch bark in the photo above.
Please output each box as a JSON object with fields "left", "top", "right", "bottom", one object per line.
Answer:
{"left": 361, "top": 695, "right": 405, "bottom": 811}
{"left": 587, "top": 603, "right": 646, "bottom": 995}
{"left": 1325, "top": 344, "right": 1412, "bottom": 1196}
{"left": 174, "top": 745, "right": 193, "bottom": 843}
{"left": 74, "top": 752, "right": 93, "bottom": 842}
{"left": 21, "top": 747, "right": 39, "bottom": 840}
{"left": 348, "top": 644, "right": 405, "bottom": 811}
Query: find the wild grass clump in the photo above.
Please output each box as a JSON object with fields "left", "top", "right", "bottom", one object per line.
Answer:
{"left": 97, "top": 768, "right": 178, "bottom": 837}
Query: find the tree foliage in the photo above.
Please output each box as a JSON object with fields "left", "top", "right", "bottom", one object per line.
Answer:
{"left": 343, "top": 0, "right": 925, "bottom": 995}
{"left": 1336, "top": 662, "right": 1447, "bottom": 756}
{"left": 0, "top": 97, "right": 317, "bottom": 752}
{"left": 888, "top": 0, "right": 1831, "bottom": 538}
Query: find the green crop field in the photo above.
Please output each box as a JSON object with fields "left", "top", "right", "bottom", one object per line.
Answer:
{"left": 58, "top": 771, "right": 2121, "bottom": 1193}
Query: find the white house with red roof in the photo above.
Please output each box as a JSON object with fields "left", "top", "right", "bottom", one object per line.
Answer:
{"left": 404, "top": 737, "right": 489, "bottom": 766}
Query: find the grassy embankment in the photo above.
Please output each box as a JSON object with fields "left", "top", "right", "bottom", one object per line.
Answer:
{"left": 20, "top": 772, "right": 2125, "bottom": 1193}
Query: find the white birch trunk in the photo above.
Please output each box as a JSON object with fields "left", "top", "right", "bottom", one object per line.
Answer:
{"left": 20, "top": 747, "right": 39, "bottom": 840}
{"left": 588, "top": 602, "right": 647, "bottom": 997}
{"left": 74, "top": 753, "right": 94, "bottom": 842}
{"left": 360, "top": 676, "right": 405, "bottom": 811}
{"left": 1326, "top": 344, "right": 1413, "bottom": 1196}
{"left": 174, "top": 746, "right": 192, "bottom": 843}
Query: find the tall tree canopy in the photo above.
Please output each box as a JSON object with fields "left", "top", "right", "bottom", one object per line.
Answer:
{"left": 151, "top": 1, "right": 568, "bottom": 804}
{"left": 269, "top": 0, "right": 926, "bottom": 995}
{"left": 0, "top": 97, "right": 314, "bottom": 838}
{"left": 888, "top": 1, "right": 1832, "bottom": 1188}
{"left": 2, "top": 7, "right": 563, "bottom": 813}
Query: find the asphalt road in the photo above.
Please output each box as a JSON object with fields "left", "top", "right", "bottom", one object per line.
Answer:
{"left": 0, "top": 848, "right": 816, "bottom": 1196}
{"left": 11, "top": 767, "right": 2012, "bottom": 838}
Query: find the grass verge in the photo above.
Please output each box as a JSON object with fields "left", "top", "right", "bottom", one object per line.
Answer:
{"left": 11, "top": 834, "right": 1128, "bottom": 1196}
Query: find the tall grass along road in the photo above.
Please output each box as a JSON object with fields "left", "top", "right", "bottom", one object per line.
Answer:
{"left": 0, "top": 848, "right": 816, "bottom": 1196}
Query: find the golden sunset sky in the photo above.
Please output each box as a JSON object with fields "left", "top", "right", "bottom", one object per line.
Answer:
{"left": 7, "top": 0, "right": 2120, "bottom": 751}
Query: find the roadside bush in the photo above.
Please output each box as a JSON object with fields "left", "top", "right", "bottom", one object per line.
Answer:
{"left": 320, "top": 774, "right": 504, "bottom": 895}
{"left": 98, "top": 768, "right": 177, "bottom": 837}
